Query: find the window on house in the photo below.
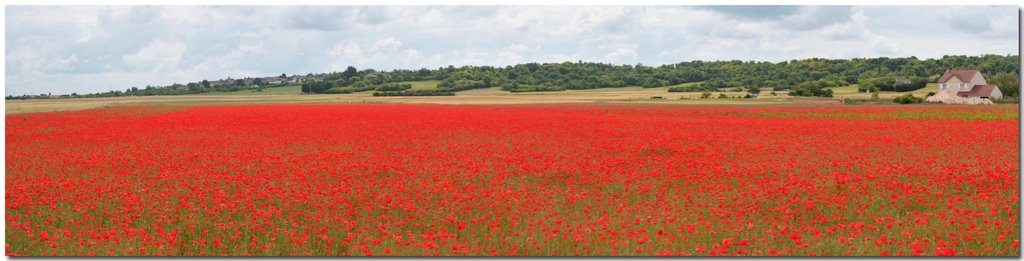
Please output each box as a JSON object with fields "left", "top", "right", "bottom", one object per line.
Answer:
{"left": 959, "top": 83, "right": 966, "bottom": 89}
{"left": 941, "top": 83, "right": 947, "bottom": 89}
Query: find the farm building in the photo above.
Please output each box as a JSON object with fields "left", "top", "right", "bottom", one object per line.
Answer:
{"left": 925, "top": 69, "right": 1002, "bottom": 104}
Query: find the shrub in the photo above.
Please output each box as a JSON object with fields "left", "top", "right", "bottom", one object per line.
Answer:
{"left": 374, "top": 82, "right": 413, "bottom": 92}
{"left": 668, "top": 84, "right": 714, "bottom": 92}
{"left": 507, "top": 85, "right": 566, "bottom": 93}
{"left": 439, "top": 79, "right": 490, "bottom": 91}
{"left": 301, "top": 81, "right": 334, "bottom": 93}
{"left": 893, "top": 93, "right": 924, "bottom": 104}
{"left": 789, "top": 81, "right": 834, "bottom": 97}
{"left": 351, "top": 81, "right": 369, "bottom": 88}
{"left": 746, "top": 86, "right": 761, "bottom": 95}
{"left": 858, "top": 76, "right": 927, "bottom": 92}
{"left": 640, "top": 78, "right": 670, "bottom": 88}
{"left": 323, "top": 87, "right": 355, "bottom": 94}
{"left": 701, "top": 79, "right": 743, "bottom": 89}
{"left": 891, "top": 77, "right": 928, "bottom": 92}
{"left": 992, "top": 97, "right": 1020, "bottom": 104}
{"left": 503, "top": 82, "right": 566, "bottom": 92}
{"left": 373, "top": 90, "right": 455, "bottom": 96}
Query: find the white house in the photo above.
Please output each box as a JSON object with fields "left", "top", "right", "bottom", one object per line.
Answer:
{"left": 926, "top": 70, "right": 1002, "bottom": 104}
{"left": 265, "top": 76, "right": 284, "bottom": 85}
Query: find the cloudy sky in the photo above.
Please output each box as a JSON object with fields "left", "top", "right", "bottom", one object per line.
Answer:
{"left": 5, "top": 5, "right": 1020, "bottom": 95}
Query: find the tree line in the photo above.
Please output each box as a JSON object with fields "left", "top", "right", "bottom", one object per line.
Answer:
{"left": 9, "top": 54, "right": 1019, "bottom": 99}
{"left": 299, "top": 54, "right": 1019, "bottom": 97}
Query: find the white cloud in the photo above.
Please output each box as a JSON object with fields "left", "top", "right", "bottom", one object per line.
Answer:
{"left": 506, "top": 43, "right": 530, "bottom": 53}
{"left": 779, "top": 6, "right": 854, "bottom": 30}
{"left": 497, "top": 51, "right": 524, "bottom": 65}
{"left": 403, "top": 49, "right": 423, "bottom": 61}
{"left": 328, "top": 42, "right": 363, "bottom": 59}
{"left": 327, "top": 42, "right": 365, "bottom": 71}
{"left": 190, "top": 43, "right": 266, "bottom": 76}
{"left": 52, "top": 55, "right": 79, "bottom": 71}
{"left": 447, "top": 50, "right": 489, "bottom": 66}
{"left": 868, "top": 35, "right": 901, "bottom": 55}
{"left": 122, "top": 41, "right": 187, "bottom": 70}
{"left": 934, "top": 6, "right": 1018, "bottom": 39}
{"left": 369, "top": 37, "right": 403, "bottom": 54}
{"left": 605, "top": 47, "right": 638, "bottom": 64}
{"left": 325, "top": 37, "right": 436, "bottom": 69}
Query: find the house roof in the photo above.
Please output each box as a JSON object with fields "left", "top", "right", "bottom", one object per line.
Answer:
{"left": 938, "top": 70, "right": 980, "bottom": 83}
{"left": 957, "top": 84, "right": 999, "bottom": 97}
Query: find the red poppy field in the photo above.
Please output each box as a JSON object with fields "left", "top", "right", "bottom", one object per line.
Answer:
{"left": 4, "top": 104, "right": 1020, "bottom": 256}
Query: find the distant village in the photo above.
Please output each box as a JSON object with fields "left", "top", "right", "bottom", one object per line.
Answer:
{"left": 6, "top": 73, "right": 328, "bottom": 99}
{"left": 173, "top": 74, "right": 323, "bottom": 90}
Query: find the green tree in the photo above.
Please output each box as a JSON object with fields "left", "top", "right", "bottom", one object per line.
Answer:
{"left": 342, "top": 66, "right": 358, "bottom": 80}
{"left": 746, "top": 86, "right": 761, "bottom": 96}
{"left": 990, "top": 73, "right": 1019, "bottom": 98}
{"left": 700, "top": 91, "right": 712, "bottom": 99}
{"left": 893, "top": 93, "right": 923, "bottom": 104}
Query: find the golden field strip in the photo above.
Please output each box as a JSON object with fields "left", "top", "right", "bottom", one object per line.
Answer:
{"left": 5, "top": 83, "right": 946, "bottom": 114}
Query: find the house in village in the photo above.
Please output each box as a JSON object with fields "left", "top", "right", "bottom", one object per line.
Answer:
{"left": 210, "top": 77, "right": 234, "bottom": 87}
{"left": 264, "top": 76, "right": 284, "bottom": 85}
{"left": 925, "top": 70, "right": 1002, "bottom": 104}
{"left": 290, "top": 75, "right": 311, "bottom": 84}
